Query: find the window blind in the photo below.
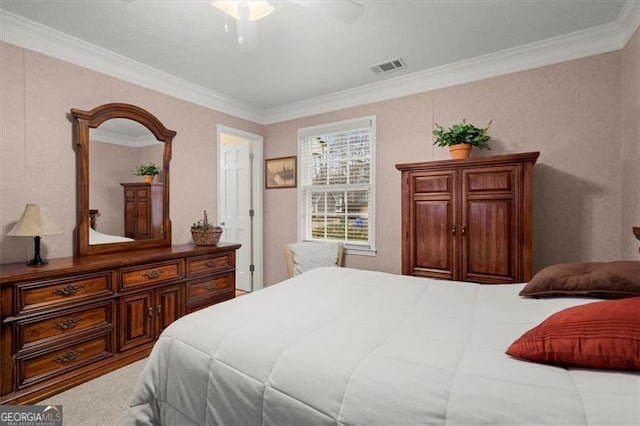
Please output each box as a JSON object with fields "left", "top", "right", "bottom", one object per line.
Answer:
{"left": 298, "top": 116, "right": 376, "bottom": 253}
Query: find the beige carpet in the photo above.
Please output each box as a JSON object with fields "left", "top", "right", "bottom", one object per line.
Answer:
{"left": 37, "top": 358, "right": 147, "bottom": 426}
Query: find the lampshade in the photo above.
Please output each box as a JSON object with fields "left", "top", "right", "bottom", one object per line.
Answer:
{"left": 8, "top": 204, "right": 61, "bottom": 237}
{"left": 212, "top": 1, "right": 274, "bottom": 21}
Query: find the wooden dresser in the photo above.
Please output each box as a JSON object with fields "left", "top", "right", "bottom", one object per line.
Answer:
{"left": 0, "top": 243, "right": 240, "bottom": 404}
{"left": 396, "top": 152, "right": 539, "bottom": 284}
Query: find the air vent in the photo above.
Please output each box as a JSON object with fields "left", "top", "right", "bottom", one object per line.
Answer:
{"left": 371, "top": 58, "right": 407, "bottom": 74}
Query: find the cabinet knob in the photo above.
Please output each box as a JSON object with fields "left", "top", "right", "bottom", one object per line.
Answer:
{"left": 451, "top": 226, "right": 456, "bottom": 235}
{"left": 148, "top": 306, "right": 154, "bottom": 318}
{"left": 157, "top": 304, "right": 162, "bottom": 315}
{"left": 462, "top": 225, "right": 466, "bottom": 236}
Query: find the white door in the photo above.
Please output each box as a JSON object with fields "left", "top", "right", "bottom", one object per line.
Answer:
{"left": 217, "top": 125, "right": 264, "bottom": 292}
{"left": 219, "top": 138, "right": 252, "bottom": 291}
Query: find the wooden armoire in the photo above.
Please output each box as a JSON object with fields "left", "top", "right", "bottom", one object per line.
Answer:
{"left": 121, "top": 182, "right": 163, "bottom": 240}
{"left": 396, "top": 152, "right": 539, "bottom": 284}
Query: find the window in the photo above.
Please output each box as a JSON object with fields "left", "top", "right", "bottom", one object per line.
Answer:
{"left": 297, "top": 116, "right": 376, "bottom": 255}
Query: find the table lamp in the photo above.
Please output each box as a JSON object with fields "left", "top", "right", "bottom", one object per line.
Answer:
{"left": 8, "top": 204, "right": 61, "bottom": 266}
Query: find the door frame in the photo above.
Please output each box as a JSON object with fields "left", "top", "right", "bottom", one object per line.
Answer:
{"left": 216, "top": 124, "right": 264, "bottom": 291}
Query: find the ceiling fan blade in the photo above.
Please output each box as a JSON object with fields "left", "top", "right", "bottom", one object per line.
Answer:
{"left": 289, "top": 0, "right": 364, "bottom": 24}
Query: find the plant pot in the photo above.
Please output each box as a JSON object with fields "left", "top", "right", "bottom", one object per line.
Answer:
{"left": 191, "top": 228, "right": 223, "bottom": 246}
{"left": 142, "top": 175, "right": 155, "bottom": 183}
{"left": 449, "top": 144, "right": 472, "bottom": 160}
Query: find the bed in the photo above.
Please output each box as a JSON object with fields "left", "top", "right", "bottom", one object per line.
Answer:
{"left": 126, "top": 267, "right": 640, "bottom": 425}
{"left": 89, "top": 227, "right": 134, "bottom": 245}
{"left": 88, "top": 209, "right": 135, "bottom": 244}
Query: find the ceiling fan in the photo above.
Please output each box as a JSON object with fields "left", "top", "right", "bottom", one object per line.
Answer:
{"left": 212, "top": 0, "right": 365, "bottom": 46}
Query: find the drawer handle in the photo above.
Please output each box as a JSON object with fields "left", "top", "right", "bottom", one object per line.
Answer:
{"left": 142, "top": 270, "right": 163, "bottom": 280}
{"left": 54, "top": 317, "right": 84, "bottom": 331}
{"left": 54, "top": 284, "right": 84, "bottom": 297}
{"left": 205, "top": 260, "right": 219, "bottom": 268}
{"left": 206, "top": 283, "right": 217, "bottom": 291}
{"left": 55, "top": 349, "right": 82, "bottom": 364}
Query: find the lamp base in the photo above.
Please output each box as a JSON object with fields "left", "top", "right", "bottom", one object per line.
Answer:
{"left": 26, "top": 258, "right": 48, "bottom": 267}
{"left": 26, "top": 235, "right": 47, "bottom": 267}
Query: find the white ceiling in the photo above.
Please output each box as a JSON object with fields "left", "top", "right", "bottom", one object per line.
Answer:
{"left": 1, "top": 1, "right": 639, "bottom": 124}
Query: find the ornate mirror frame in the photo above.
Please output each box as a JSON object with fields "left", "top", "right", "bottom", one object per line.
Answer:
{"left": 72, "top": 103, "right": 176, "bottom": 256}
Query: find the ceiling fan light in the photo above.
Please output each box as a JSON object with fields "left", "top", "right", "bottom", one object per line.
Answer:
{"left": 212, "top": 1, "right": 274, "bottom": 21}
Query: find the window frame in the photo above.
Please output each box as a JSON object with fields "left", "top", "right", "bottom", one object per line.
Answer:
{"left": 297, "top": 116, "right": 376, "bottom": 256}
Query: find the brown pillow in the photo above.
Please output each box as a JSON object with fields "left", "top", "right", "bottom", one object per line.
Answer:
{"left": 520, "top": 261, "right": 640, "bottom": 298}
{"left": 506, "top": 297, "right": 640, "bottom": 371}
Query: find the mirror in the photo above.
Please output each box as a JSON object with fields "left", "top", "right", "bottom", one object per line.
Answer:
{"left": 72, "top": 103, "right": 176, "bottom": 256}
{"left": 89, "top": 119, "right": 164, "bottom": 243}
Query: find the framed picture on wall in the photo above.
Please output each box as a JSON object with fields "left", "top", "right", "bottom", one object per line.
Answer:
{"left": 265, "top": 156, "right": 296, "bottom": 189}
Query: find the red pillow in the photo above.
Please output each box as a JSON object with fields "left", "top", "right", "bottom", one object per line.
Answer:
{"left": 506, "top": 297, "right": 640, "bottom": 371}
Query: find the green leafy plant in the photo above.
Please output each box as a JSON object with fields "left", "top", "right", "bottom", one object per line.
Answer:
{"left": 432, "top": 119, "right": 492, "bottom": 150}
{"left": 190, "top": 210, "right": 221, "bottom": 232}
{"left": 132, "top": 163, "right": 161, "bottom": 176}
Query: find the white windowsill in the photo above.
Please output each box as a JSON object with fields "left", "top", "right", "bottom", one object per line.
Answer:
{"left": 344, "top": 246, "right": 377, "bottom": 257}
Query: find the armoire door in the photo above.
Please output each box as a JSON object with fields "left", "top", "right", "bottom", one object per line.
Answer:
{"left": 408, "top": 170, "right": 458, "bottom": 280}
{"left": 460, "top": 165, "right": 520, "bottom": 283}
{"left": 134, "top": 188, "right": 151, "bottom": 239}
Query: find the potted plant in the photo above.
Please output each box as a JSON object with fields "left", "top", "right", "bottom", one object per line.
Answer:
{"left": 190, "top": 210, "right": 223, "bottom": 246}
{"left": 133, "top": 163, "right": 161, "bottom": 183}
{"left": 432, "top": 119, "right": 492, "bottom": 159}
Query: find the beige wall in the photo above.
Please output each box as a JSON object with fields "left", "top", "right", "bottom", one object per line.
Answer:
{"left": 0, "top": 42, "right": 262, "bottom": 264}
{"left": 621, "top": 28, "right": 640, "bottom": 259}
{"left": 1, "top": 32, "right": 637, "bottom": 283}
{"left": 263, "top": 49, "right": 635, "bottom": 286}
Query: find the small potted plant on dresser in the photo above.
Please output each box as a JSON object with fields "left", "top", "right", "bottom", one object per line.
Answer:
{"left": 432, "top": 119, "right": 492, "bottom": 159}
{"left": 133, "top": 162, "right": 161, "bottom": 183}
{"left": 191, "top": 210, "right": 223, "bottom": 245}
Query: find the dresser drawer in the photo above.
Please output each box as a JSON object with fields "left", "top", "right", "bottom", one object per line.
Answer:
{"left": 17, "top": 333, "right": 112, "bottom": 389}
{"left": 17, "top": 302, "right": 115, "bottom": 352}
{"left": 17, "top": 271, "right": 115, "bottom": 314}
{"left": 187, "top": 291, "right": 234, "bottom": 314}
{"left": 120, "top": 260, "right": 184, "bottom": 291}
{"left": 186, "top": 253, "right": 233, "bottom": 277}
{"left": 186, "top": 274, "right": 234, "bottom": 303}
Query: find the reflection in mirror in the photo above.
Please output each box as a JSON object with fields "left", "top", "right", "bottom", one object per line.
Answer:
{"left": 72, "top": 103, "right": 175, "bottom": 256}
{"left": 89, "top": 119, "right": 163, "bottom": 245}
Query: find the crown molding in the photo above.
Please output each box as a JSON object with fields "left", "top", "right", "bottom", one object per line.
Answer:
{"left": 263, "top": 1, "right": 639, "bottom": 124}
{"left": 618, "top": 0, "right": 640, "bottom": 45}
{"left": 0, "top": 10, "right": 264, "bottom": 124}
{"left": 2, "top": 3, "right": 638, "bottom": 126}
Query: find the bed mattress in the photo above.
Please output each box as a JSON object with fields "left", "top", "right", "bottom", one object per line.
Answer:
{"left": 126, "top": 267, "right": 640, "bottom": 425}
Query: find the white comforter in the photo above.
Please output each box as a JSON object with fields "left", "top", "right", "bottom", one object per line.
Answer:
{"left": 126, "top": 267, "right": 640, "bottom": 425}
